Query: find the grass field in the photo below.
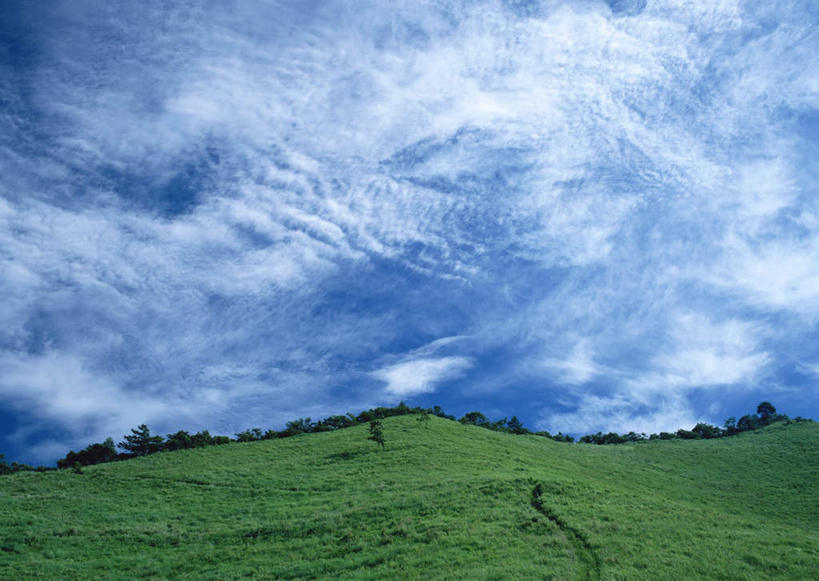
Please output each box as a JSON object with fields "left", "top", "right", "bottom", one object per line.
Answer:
{"left": 1, "top": 416, "right": 817, "bottom": 580}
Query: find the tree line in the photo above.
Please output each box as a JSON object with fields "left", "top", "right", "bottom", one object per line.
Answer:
{"left": 0, "top": 400, "right": 811, "bottom": 475}
{"left": 576, "top": 402, "right": 808, "bottom": 445}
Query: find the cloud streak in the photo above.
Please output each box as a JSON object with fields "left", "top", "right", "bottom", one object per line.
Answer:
{"left": 1, "top": 0, "right": 818, "bottom": 462}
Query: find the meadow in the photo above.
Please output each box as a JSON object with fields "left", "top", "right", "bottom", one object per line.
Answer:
{"left": 1, "top": 415, "right": 817, "bottom": 580}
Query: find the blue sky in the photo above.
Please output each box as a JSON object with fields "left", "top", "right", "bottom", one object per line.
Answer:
{"left": 1, "top": 0, "right": 818, "bottom": 464}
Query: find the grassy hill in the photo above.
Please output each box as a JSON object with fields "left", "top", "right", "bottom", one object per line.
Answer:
{"left": 1, "top": 416, "right": 817, "bottom": 580}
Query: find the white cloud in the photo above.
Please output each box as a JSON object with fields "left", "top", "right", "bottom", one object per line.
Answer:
{"left": 0, "top": 351, "right": 171, "bottom": 439}
{"left": 797, "top": 362, "right": 819, "bottom": 378}
{"left": 706, "top": 235, "right": 819, "bottom": 317}
{"left": 2, "top": 0, "right": 819, "bottom": 461}
{"left": 631, "top": 312, "right": 770, "bottom": 391}
{"left": 542, "top": 338, "right": 601, "bottom": 385}
{"left": 540, "top": 392, "right": 700, "bottom": 437}
{"left": 374, "top": 356, "right": 473, "bottom": 397}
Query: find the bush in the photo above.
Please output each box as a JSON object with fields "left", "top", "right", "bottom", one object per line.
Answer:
{"left": 691, "top": 423, "right": 722, "bottom": 439}
{"left": 737, "top": 415, "right": 759, "bottom": 432}
{"left": 552, "top": 432, "right": 575, "bottom": 443}
{"left": 676, "top": 429, "right": 699, "bottom": 440}
{"left": 506, "top": 416, "right": 528, "bottom": 435}
{"left": 57, "top": 438, "right": 118, "bottom": 469}
{"left": 164, "top": 431, "right": 193, "bottom": 451}
{"left": 279, "top": 418, "right": 315, "bottom": 437}
{"left": 236, "top": 428, "right": 263, "bottom": 442}
{"left": 459, "top": 412, "right": 489, "bottom": 426}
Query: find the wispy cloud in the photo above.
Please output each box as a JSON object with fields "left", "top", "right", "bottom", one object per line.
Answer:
{"left": 1, "top": 0, "right": 818, "bottom": 461}
{"left": 542, "top": 339, "right": 603, "bottom": 386}
{"left": 632, "top": 313, "right": 771, "bottom": 391}
{"left": 539, "top": 392, "right": 700, "bottom": 437}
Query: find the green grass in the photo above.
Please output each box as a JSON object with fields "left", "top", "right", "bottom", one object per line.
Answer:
{"left": 1, "top": 417, "right": 817, "bottom": 580}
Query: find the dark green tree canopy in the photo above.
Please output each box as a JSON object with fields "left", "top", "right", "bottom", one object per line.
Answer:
{"left": 119, "top": 424, "right": 164, "bottom": 456}
{"left": 506, "top": 416, "right": 528, "bottom": 435}
{"left": 57, "top": 438, "right": 118, "bottom": 469}
{"left": 459, "top": 411, "right": 489, "bottom": 426}
{"left": 757, "top": 401, "right": 776, "bottom": 418}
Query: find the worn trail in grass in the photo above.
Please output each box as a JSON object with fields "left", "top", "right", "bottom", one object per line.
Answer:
{"left": 531, "top": 482, "right": 600, "bottom": 581}
{"left": 1, "top": 416, "right": 817, "bottom": 579}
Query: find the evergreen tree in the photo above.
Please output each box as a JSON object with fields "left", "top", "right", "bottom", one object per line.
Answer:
{"left": 118, "top": 424, "right": 164, "bottom": 456}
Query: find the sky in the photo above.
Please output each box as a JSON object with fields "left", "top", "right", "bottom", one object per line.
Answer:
{"left": 1, "top": 0, "right": 818, "bottom": 464}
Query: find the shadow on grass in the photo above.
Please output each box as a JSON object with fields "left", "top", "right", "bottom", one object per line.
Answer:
{"left": 326, "top": 450, "right": 371, "bottom": 461}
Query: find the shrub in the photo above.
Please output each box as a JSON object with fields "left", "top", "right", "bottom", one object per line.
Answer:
{"left": 164, "top": 431, "right": 193, "bottom": 451}
{"left": 368, "top": 420, "right": 385, "bottom": 450}
{"left": 236, "top": 428, "right": 263, "bottom": 442}
{"left": 459, "top": 412, "right": 489, "bottom": 426}
{"left": 57, "top": 438, "right": 118, "bottom": 469}
{"left": 506, "top": 416, "right": 528, "bottom": 435}
{"left": 691, "top": 423, "right": 722, "bottom": 439}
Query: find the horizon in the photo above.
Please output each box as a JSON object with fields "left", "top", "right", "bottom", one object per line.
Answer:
{"left": 8, "top": 397, "right": 802, "bottom": 468}
{"left": 2, "top": 0, "right": 819, "bottom": 465}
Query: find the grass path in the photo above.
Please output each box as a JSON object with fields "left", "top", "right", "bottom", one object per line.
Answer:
{"left": 530, "top": 481, "right": 601, "bottom": 580}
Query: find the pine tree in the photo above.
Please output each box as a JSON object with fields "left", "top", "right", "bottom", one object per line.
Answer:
{"left": 118, "top": 424, "right": 164, "bottom": 456}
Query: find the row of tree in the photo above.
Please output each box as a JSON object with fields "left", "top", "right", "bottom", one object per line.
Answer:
{"left": 55, "top": 429, "right": 234, "bottom": 469}
{"left": 0, "top": 454, "right": 56, "bottom": 475}
{"left": 455, "top": 411, "right": 575, "bottom": 441}
{"left": 0, "top": 400, "right": 809, "bottom": 474}
{"left": 52, "top": 403, "right": 446, "bottom": 469}
{"left": 577, "top": 402, "right": 809, "bottom": 445}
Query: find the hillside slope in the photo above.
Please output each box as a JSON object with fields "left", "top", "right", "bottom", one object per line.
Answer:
{"left": 1, "top": 416, "right": 817, "bottom": 580}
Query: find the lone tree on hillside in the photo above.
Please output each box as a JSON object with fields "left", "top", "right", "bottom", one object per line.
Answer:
{"left": 119, "top": 424, "right": 164, "bottom": 456}
{"left": 368, "top": 420, "right": 385, "bottom": 450}
{"left": 417, "top": 410, "right": 431, "bottom": 427}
